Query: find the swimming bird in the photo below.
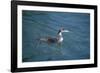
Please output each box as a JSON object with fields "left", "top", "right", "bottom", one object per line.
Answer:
{"left": 39, "top": 28, "right": 69, "bottom": 45}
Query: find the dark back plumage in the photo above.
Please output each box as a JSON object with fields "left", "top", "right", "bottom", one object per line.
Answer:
{"left": 47, "top": 38, "right": 57, "bottom": 43}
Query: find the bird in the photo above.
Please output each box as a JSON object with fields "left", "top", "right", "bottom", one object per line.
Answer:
{"left": 39, "top": 28, "right": 69, "bottom": 45}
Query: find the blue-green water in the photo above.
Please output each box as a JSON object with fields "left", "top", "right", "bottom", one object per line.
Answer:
{"left": 22, "top": 10, "right": 90, "bottom": 62}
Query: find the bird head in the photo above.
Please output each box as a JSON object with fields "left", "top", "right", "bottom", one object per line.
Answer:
{"left": 60, "top": 27, "right": 69, "bottom": 33}
{"left": 57, "top": 27, "right": 69, "bottom": 34}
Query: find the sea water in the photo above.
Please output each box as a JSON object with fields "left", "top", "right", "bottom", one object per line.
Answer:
{"left": 22, "top": 10, "right": 90, "bottom": 62}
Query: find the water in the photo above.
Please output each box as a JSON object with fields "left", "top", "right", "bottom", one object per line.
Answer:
{"left": 22, "top": 10, "right": 90, "bottom": 62}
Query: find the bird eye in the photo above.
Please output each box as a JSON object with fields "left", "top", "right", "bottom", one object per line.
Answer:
{"left": 62, "top": 28, "right": 64, "bottom": 30}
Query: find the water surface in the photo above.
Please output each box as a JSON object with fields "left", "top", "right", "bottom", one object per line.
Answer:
{"left": 22, "top": 10, "right": 90, "bottom": 62}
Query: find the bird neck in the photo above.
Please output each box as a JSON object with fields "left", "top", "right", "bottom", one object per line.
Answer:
{"left": 57, "top": 32, "right": 63, "bottom": 42}
{"left": 58, "top": 32, "right": 62, "bottom": 36}
{"left": 58, "top": 30, "right": 62, "bottom": 36}
{"left": 57, "top": 31, "right": 63, "bottom": 38}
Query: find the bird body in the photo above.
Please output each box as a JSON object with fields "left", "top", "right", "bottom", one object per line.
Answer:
{"left": 57, "top": 36, "right": 63, "bottom": 43}
{"left": 39, "top": 28, "right": 69, "bottom": 45}
{"left": 40, "top": 37, "right": 57, "bottom": 43}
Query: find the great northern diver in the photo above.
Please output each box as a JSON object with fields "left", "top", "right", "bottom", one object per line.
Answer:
{"left": 39, "top": 28, "right": 69, "bottom": 45}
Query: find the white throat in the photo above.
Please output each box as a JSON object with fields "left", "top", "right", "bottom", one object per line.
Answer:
{"left": 57, "top": 32, "right": 63, "bottom": 43}
{"left": 59, "top": 32, "right": 62, "bottom": 36}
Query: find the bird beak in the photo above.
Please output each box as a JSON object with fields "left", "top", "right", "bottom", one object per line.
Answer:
{"left": 62, "top": 30, "right": 69, "bottom": 32}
